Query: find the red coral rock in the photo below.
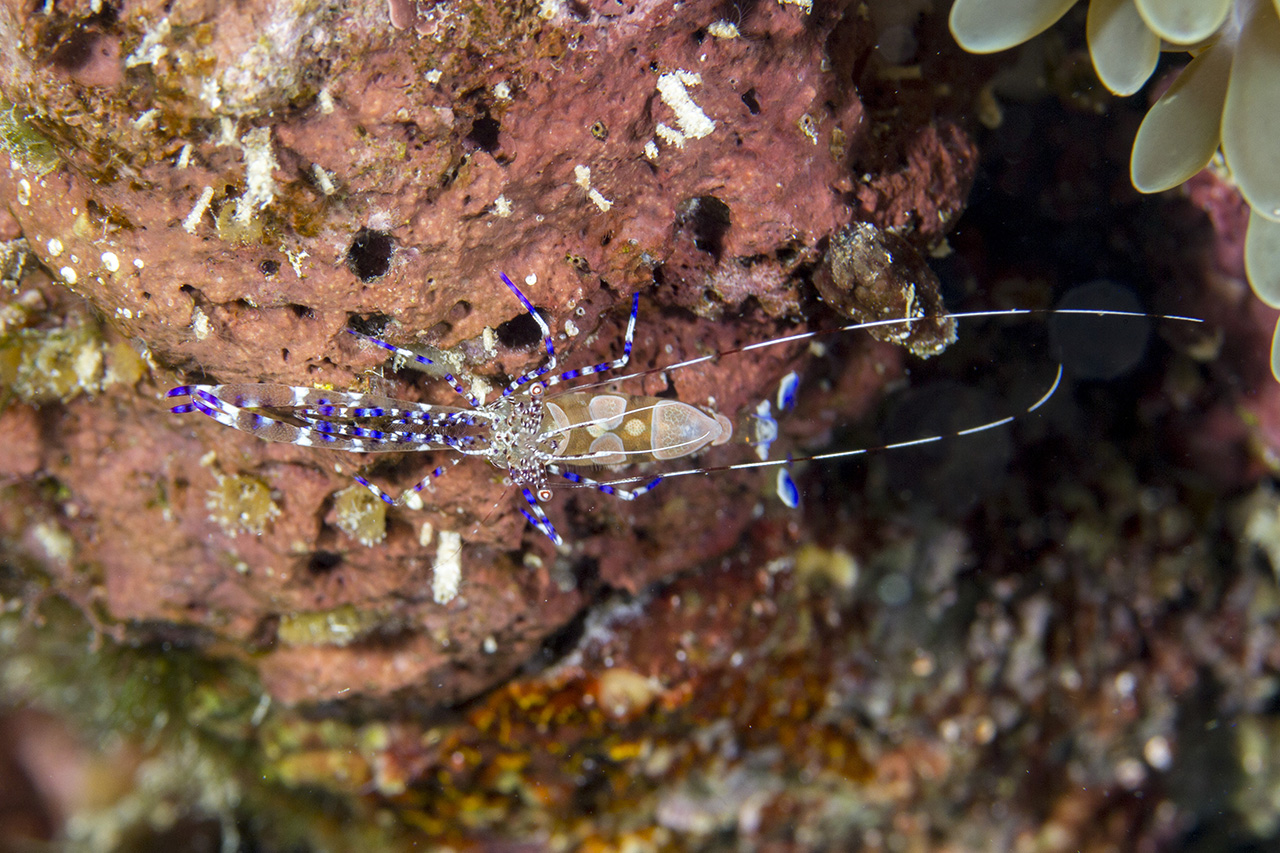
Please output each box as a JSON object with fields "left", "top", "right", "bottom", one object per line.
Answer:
{"left": 0, "top": 0, "right": 977, "bottom": 706}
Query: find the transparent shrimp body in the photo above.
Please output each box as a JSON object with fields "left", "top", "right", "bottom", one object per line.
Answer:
{"left": 167, "top": 275, "right": 1201, "bottom": 545}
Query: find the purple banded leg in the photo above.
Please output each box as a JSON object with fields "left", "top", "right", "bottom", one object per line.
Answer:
{"left": 540, "top": 292, "right": 640, "bottom": 392}
{"left": 391, "top": 411, "right": 482, "bottom": 427}
{"left": 519, "top": 488, "right": 563, "bottom": 545}
{"left": 301, "top": 420, "right": 474, "bottom": 451}
{"left": 546, "top": 465, "right": 663, "bottom": 500}
{"left": 173, "top": 386, "right": 251, "bottom": 432}
{"left": 292, "top": 407, "right": 480, "bottom": 449}
{"left": 170, "top": 385, "right": 470, "bottom": 453}
{"left": 498, "top": 272, "right": 559, "bottom": 397}
{"left": 353, "top": 458, "right": 460, "bottom": 507}
{"left": 345, "top": 329, "right": 483, "bottom": 407}
{"left": 168, "top": 385, "right": 205, "bottom": 417}
{"left": 307, "top": 405, "right": 479, "bottom": 425}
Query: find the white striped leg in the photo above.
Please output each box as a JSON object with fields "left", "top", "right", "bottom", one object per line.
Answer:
{"left": 188, "top": 383, "right": 480, "bottom": 420}
{"left": 346, "top": 330, "right": 484, "bottom": 407}
{"left": 169, "top": 386, "right": 469, "bottom": 453}
{"left": 537, "top": 292, "right": 640, "bottom": 393}
{"left": 352, "top": 457, "right": 462, "bottom": 507}
{"left": 497, "top": 273, "right": 559, "bottom": 397}
{"left": 545, "top": 464, "right": 662, "bottom": 500}
{"left": 519, "top": 488, "right": 563, "bottom": 545}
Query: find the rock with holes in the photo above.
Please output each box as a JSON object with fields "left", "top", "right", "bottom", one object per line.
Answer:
{"left": 0, "top": 0, "right": 977, "bottom": 712}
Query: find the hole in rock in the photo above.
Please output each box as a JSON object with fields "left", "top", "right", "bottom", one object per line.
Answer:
{"left": 346, "top": 228, "right": 395, "bottom": 281}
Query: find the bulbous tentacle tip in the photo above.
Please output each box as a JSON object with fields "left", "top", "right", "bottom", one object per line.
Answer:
{"left": 949, "top": 0, "right": 1078, "bottom": 54}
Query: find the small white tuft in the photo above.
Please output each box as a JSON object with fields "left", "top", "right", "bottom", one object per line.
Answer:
{"left": 183, "top": 186, "right": 215, "bottom": 234}
{"left": 655, "top": 122, "right": 685, "bottom": 149}
{"left": 311, "top": 163, "right": 336, "bottom": 196}
{"left": 707, "top": 20, "right": 740, "bottom": 38}
{"left": 131, "top": 109, "right": 159, "bottom": 131}
{"left": 33, "top": 522, "right": 74, "bottom": 565}
{"left": 432, "top": 530, "right": 462, "bottom": 604}
{"left": 283, "top": 246, "right": 310, "bottom": 278}
{"left": 192, "top": 306, "right": 210, "bottom": 340}
{"left": 217, "top": 116, "right": 237, "bottom": 147}
{"left": 72, "top": 342, "right": 101, "bottom": 385}
{"left": 125, "top": 16, "right": 172, "bottom": 68}
{"left": 657, "top": 72, "right": 715, "bottom": 141}
{"left": 235, "top": 127, "right": 279, "bottom": 223}
{"left": 588, "top": 188, "right": 613, "bottom": 212}
{"left": 202, "top": 78, "right": 224, "bottom": 112}
{"left": 574, "top": 164, "right": 614, "bottom": 212}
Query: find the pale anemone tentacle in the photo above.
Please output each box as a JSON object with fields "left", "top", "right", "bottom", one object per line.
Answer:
{"left": 1247, "top": 213, "right": 1280, "bottom": 384}
{"left": 1272, "top": 314, "right": 1280, "bottom": 383}
{"left": 1130, "top": 38, "right": 1232, "bottom": 193}
{"left": 1088, "top": 0, "right": 1161, "bottom": 95}
{"left": 951, "top": 0, "right": 1280, "bottom": 380}
{"left": 1246, "top": 213, "right": 1280, "bottom": 309}
{"left": 1135, "top": 0, "right": 1232, "bottom": 44}
{"left": 1222, "top": 0, "right": 1280, "bottom": 223}
{"left": 948, "top": 0, "right": 1078, "bottom": 54}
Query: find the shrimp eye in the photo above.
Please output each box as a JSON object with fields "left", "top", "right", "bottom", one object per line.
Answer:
{"left": 537, "top": 488, "right": 553, "bottom": 502}
{"left": 530, "top": 384, "right": 545, "bottom": 397}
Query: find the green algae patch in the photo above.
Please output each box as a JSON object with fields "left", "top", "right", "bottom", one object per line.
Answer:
{"left": 277, "top": 604, "right": 383, "bottom": 648}
{"left": 332, "top": 485, "right": 387, "bottom": 547}
{"left": 0, "top": 318, "right": 146, "bottom": 404}
{"left": 0, "top": 95, "right": 60, "bottom": 176}
{"left": 204, "top": 473, "right": 280, "bottom": 537}
{"left": 0, "top": 557, "right": 412, "bottom": 851}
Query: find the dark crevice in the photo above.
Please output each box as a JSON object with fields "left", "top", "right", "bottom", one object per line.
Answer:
{"left": 466, "top": 113, "right": 501, "bottom": 153}
{"left": 306, "top": 551, "right": 343, "bottom": 574}
{"left": 522, "top": 606, "right": 591, "bottom": 673}
{"left": 496, "top": 308, "right": 545, "bottom": 348}
{"left": 37, "top": 2, "right": 118, "bottom": 72}
{"left": 347, "top": 312, "right": 392, "bottom": 337}
{"left": 346, "top": 228, "right": 395, "bottom": 281}
{"left": 676, "top": 195, "right": 733, "bottom": 259}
